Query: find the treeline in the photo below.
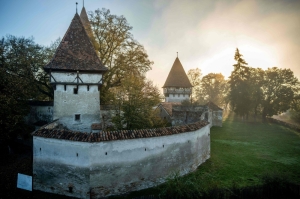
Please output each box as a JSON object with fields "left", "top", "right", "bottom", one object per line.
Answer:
{"left": 188, "top": 48, "right": 300, "bottom": 121}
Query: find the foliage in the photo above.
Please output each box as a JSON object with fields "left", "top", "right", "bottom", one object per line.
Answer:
{"left": 260, "top": 67, "right": 298, "bottom": 120}
{"left": 289, "top": 85, "right": 300, "bottom": 123}
{"left": 0, "top": 35, "right": 55, "bottom": 142}
{"left": 248, "top": 67, "right": 264, "bottom": 118}
{"left": 228, "top": 48, "right": 252, "bottom": 117}
{"left": 89, "top": 8, "right": 153, "bottom": 104}
{"left": 197, "top": 73, "right": 227, "bottom": 108}
{"left": 111, "top": 75, "right": 164, "bottom": 130}
{"left": 187, "top": 68, "right": 202, "bottom": 103}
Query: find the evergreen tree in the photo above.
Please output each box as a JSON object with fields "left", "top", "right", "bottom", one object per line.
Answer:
{"left": 228, "top": 48, "right": 251, "bottom": 119}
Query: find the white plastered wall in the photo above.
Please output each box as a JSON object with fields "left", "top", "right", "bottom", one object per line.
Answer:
{"left": 33, "top": 124, "right": 210, "bottom": 198}
{"left": 51, "top": 72, "right": 102, "bottom": 132}
{"left": 165, "top": 94, "right": 190, "bottom": 102}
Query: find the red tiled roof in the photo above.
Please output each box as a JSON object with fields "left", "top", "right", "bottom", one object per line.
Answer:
{"left": 80, "top": 6, "right": 94, "bottom": 40}
{"left": 163, "top": 57, "right": 192, "bottom": 88}
{"left": 159, "top": 102, "right": 181, "bottom": 116}
{"left": 32, "top": 120, "right": 209, "bottom": 142}
{"left": 44, "top": 13, "right": 107, "bottom": 72}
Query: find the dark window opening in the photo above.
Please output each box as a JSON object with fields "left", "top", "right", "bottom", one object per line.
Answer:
{"left": 73, "top": 87, "right": 78, "bottom": 94}
{"left": 75, "top": 114, "right": 80, "bottom": 121}
{"left": 53, "top": 85, "right": 56, "bottom": 90}
{"left": 87, "top": 85, "right": 89, "bottom": 91}
{"left": 64, "top": 85, "right": 66, "bottom": 91}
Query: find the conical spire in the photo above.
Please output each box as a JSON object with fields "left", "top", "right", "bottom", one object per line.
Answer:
{"left": 44, "top": 13, "right": 107, "bottom": 72}
{"left": 80, "top": 6, "right": 94, "bottom": 37}
{"left": 163, "top": 57, "right": 192, "bottom": 88}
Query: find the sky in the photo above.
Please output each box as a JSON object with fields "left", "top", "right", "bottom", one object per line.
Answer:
{"left": 1, "top": 0, "right": 300, "bottom": 89}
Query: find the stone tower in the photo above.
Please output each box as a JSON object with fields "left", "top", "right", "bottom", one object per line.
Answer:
{"left": 44, "top": 12, "right": 107, "bottom": 132}
{"left": 163, "top": 57, "right": 192, "bottom": 102}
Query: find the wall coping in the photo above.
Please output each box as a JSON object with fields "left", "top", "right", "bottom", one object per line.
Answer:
{"left": 32, "top": 120, "right": 209, "bottom": 142}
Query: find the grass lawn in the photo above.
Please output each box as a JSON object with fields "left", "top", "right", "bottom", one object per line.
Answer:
{"left": 201, "top": 114, "right": 300, "bottom": 188}
{"left": 124, "top": 114, "right": 300, "bottom": 198}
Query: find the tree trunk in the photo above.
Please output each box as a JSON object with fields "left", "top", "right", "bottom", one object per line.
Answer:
{"left": 262, "top": 107, "right": 267, "bottom": 122}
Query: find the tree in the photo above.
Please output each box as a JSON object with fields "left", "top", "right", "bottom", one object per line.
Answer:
{"left": 228, "top": 48, "right": 251, "bottom": 118}
{"left": 198, "top": 73, "right": 227, "bottom": 108}
{"left": 248, "top": 67, "right": 264, "bottom": 119}
{"left": 290, "top": 93, "right": 300, "bottom": 123}
{"left": 261, "top": 67, "right": 298, "bottom": 120}
{"left": 89, "top": 8, "right": 153, "bottom": 103}
{"left": 111, "top": 75, "right": 164, "bottom": 130}
{"left": 187, "top": 68, "right": 201, "bottom": 104}
{"left": 0, "top": 35, "right": 56, "bottom": 142}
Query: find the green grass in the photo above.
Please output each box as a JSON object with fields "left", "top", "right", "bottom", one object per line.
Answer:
{"left": 204, "top": 115, "right": 300, "bottom": 188}
{"left": 113, "top": 113, "right": 300, "bottom": 198}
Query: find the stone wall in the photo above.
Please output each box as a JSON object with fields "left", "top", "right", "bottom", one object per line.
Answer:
{"left": 33, "top": 123, "right": 210, "bottom": 198}
{"left": 172, "top": 105, "right": 208, "bottom": 126}
{"left": 212, "top": 110, "right": 223, "bottom": 127}
{"left": 25, "top": 101, "right": 53, "bottom": 128}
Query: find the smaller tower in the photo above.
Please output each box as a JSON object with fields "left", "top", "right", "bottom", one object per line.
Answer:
{"left": 44, "top": 12, "right": 107, "bottom": 132}
{"left": 163, "top": 56, "right": 192, "bottom": 102}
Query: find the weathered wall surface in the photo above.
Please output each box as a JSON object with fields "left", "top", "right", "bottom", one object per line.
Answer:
{"left": 171, "top": 106, "right": 208, "bottom": 126}
{"left": 51, "top": 72, "right": 103, "bottom": 84}
{"left": 51, "top": 72, "right": 102, "bottom": 132}
{"left": 33, "top": 125, "right": 210, "bottom": 198}
{"left": 53, "top": 84, "right": 100, "bottom": 132}
{"left": 33, "top": 137, "right": 91, "bottom": 199}
{"left": 165, "top": 94, "right": 190, "bottom": 102}
{"left": 25, "top": 101, "right": 53, "bottom": 128}
{"left": 212, "top": 110, "right": 222, "bottom": 127}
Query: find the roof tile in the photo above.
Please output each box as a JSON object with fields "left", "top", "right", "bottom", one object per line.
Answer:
{"left": 32, "top": 120, "right": 209, "bottom": 142}
{"left": 163, "top": 57, "right": 192, "bottom": 88}
{"left": 44, "top": 13, "right": 107, "bottom": 72}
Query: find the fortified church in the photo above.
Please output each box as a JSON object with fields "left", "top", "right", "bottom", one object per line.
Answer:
{"left": 30, "top": 3, "right": 221, "bottom": 199}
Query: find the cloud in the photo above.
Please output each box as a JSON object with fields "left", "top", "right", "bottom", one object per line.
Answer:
{"left": 144, "top": 0, "right": 300, "bottom": 88}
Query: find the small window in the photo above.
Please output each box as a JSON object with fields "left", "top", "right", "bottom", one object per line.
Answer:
{"left": 64, "top": 85, "right": 66, "bottom": 91}
{"left": 75, "top": 114, "right": 80, "bottom": 121}
{"left": 73, "top": 87, "right": 78, "bottom": 94}
{"left": 87, "top": 85, "right": 90, "bottom": 91}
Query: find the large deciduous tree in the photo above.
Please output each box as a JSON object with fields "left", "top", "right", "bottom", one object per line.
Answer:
{"left": 187, "top": 68, "right": 201, "bottom": 104}
{"left": 248, "top": 67, "right": 264, "bottom": 119}
{"left": 198, "top": 73, "right": 227, "bottom": 108}
{"left": 89, "top": 8, "right": 153, "bottom": 103}
{"left": 261, "top": 67, "right": 298, "bottom": 120}
{"left": 0, "top": 35, "right": 55, "bottom": 142}
{"left": 111, "top": 75, "right": 164, "bottom": 130}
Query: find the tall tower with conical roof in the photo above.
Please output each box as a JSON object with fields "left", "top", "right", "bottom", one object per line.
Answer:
{"left": 80, "top": 2, "right": 94, "bottom": 40}
{"left": 163, "top": 56, "right": 192, "bottom": 102}
{"left": 44, "top": 11, "right": 107, "bottom": 132}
